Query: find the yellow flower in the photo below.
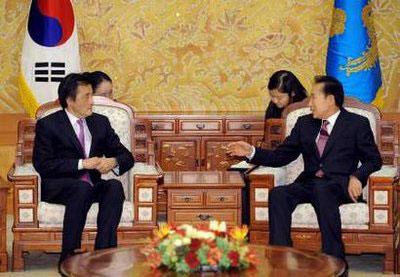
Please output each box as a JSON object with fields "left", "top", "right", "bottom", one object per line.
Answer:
{"left": 154, "top": 223, "right": 172, "bottom": 239}
{"left": 229, "top": 225, "right": 248, "bottom": 241}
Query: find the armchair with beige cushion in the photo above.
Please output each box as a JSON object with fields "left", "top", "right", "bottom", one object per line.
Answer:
{"left": 247, "top": 97, "right": 399, "bottom": 273}
{"left": 8, "top": 96, "right": 162, "bottom": 271}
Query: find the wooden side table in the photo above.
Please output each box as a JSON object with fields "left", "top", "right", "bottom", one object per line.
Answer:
{"left": 163, "top": 171, "right": 245, "bottom": 227}
{"left": 0, "top": 177, "right": 10, "bottom": 272}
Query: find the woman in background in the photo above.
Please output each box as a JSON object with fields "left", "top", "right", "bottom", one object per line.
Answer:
{"left": 238, "top": 71, "right": 308, "bottom": 225}
{"left": 86, "top": 71, "right": 114, "bottom": 98}
{"left": 264, "top": 70, "right": 308, "bottom": 120}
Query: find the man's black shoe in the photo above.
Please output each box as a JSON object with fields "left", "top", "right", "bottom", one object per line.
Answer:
{"left": 58, "top": 255, "right": 71, "bottom": 277}
{"left": 58, "top": 250, "right": 87, "bottom": 276}
{"left": 338, "top": 260, "right": 349, "bottom": 277}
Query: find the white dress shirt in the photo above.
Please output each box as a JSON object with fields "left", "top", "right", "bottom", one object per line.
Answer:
{"left": 315, "top": 109, "right": 341, "bottom": 142}
{"left": 247, "top": 109, "right": 341, "bottom": 160}
{"left": 65, "top": 109, "right": 92, "bottom": 170}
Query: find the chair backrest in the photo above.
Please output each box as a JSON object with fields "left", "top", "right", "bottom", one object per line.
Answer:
{"left": 34, "top": 96, "right": 136, "bottom": 199}
{"left": 282, "top": 97, "right": 382, "bottom": 184}
{"left": 36, "top": 96, "right": 135, "bottom": 151}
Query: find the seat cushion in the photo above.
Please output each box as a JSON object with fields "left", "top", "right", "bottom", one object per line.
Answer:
{"left": 255, "top": 203, "right": 369, "bottom": 229}
{"left": 37, "top": 201, "right": 134, "bottom": 228}
{"left": 291, "top": 203, "right": 369, "bottom": 229}
{"left": 14, "top": 162, "right": 160, "bottom": 203}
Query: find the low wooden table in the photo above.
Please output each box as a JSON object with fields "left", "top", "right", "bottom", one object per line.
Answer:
{"left": 61, "top": 245, "right": 345, "bottom": 276}
{"left": 0, "top": 178, "right": 10, "bottom": 272}
{"left": 163, "top": 171, "right": 244, "bottom": 227}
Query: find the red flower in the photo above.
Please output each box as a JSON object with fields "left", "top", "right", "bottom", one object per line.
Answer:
{"left": 175, "top": 229, "right": 186, "bottom": 236}
{"left": 228, "top": 251, "right": 240, "bottom": 267}
{"left": 196, "top": 223, "right": 209, "bottom": 231}
{"left": 185, "top": 251, "right": 200, "bottom": 269}
{"left": 214, "top": 230, "right": 226, "bottom": 237}
{"left": 207, "top": 240, "right": 217, "bottom": 248}
{"left": 246, "top": 249, "right": 259, "bottom": 266}
{"left": 190, "top": 239, "right": 202, "bottom": 251}
{"left": 147, "top": 251, "right": 162, "bottom": 269}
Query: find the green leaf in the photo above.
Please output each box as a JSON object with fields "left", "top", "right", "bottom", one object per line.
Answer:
{"left": 161, "top": 254, "right": 171, "bottom": 267}
{"left": 197, "top": 245, "right": 209, "bottom": 265}
{"left": 175, "top": 260, "right": 190, "bottom": 273}
{"left": 176, "top": 245, "right": 188, "bottom": 257}
{"left": 218, "top": 254, "right": 231, "bottom": 270}
{"left": 216, "top": 237, "right": 229, "bottom": 252}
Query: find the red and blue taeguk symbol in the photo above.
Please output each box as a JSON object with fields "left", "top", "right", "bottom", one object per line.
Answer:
{"left": 28, "top": 0, "right": 74, "bottom": 47}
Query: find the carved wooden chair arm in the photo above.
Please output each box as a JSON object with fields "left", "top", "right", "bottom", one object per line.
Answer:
{"left": 7, "top": 164, "right": 40, "bottom": 228}
{"left": 367, "top": 166, "right": 399, "bottom": 231}
{"left": 131, "top": 163, "right": 163, "bottom": 226}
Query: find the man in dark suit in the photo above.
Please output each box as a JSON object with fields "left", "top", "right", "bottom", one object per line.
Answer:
{"left": 227, "top": 76, "right": 382, "bottom": 272}
{"left": 32, "top": 73, "right": 134, "bottom": 270}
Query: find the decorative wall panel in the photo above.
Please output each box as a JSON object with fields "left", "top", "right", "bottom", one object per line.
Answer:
{"left": 0, "top": 0, "right": 398, "bottom": 113}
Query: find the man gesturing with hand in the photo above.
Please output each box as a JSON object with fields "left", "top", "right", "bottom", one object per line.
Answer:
{"left": 227, "top": 76, "right": 382, "bottom": 274}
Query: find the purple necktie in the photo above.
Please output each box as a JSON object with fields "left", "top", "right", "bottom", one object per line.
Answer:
{"left": 315, "top": 120, "right": 329, "bottom": 177}
{"left": 77, "top": 119, "right": 92, "bottom": 184}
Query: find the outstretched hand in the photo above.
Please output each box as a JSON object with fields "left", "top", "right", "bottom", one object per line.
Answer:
{"left": 226, "top": 141, "right": 253, "bottom": 157}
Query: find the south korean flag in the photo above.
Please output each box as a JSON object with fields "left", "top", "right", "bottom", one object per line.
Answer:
{"left": 19, "top": 0, "right": 81, "bottom": 117}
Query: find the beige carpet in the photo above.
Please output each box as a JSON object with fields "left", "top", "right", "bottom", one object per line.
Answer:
{"left": 0, "top": 216, "right": 392, "bottom": 276}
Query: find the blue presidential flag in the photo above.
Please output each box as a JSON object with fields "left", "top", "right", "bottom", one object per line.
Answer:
{"left": 326, "top": 0, "right": 381, "bottom": 103}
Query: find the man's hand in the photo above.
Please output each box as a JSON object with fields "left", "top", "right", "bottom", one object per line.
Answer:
{"left": 227, "top": 141, "right": 253, "bottom": 157}
{"left": 348, "top": 175, "right": 362, "bottom": 203}
{"left": 96, "top": 157, "right": 117, "bottom": 174}
{"left": 82, "top": 157, "right": 101, "bottom": 169}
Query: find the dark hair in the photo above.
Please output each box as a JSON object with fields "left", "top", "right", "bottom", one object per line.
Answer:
{"left": 314, "top": 75, "right": 344, "bottom": 107}
{"left": 86, "top": 71, "right": 112, "bottom": 93}
{"left": 58, "top": 73, "right": 91, "bottom": 108}
{"left": 265, "top": 70, "right": 308, "bottom": 119}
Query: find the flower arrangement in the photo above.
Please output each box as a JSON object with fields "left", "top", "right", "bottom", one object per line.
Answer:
{"left": 142, "top": 221, "right": 258, "bottom": 273}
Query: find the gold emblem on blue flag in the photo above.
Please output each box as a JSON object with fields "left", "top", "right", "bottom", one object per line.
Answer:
{"left": 326, "top": 0, "right": 381, "bottom": 103}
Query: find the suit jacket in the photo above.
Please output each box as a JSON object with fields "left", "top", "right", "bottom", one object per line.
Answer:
{"left": 33, "top": 110, "right": 135, "bottom": 196}
{"left": 251, "top": 108, "right": 382, "bottom": 192}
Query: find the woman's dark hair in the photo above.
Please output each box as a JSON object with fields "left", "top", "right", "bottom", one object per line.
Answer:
{"left": 86, "top": 71, "right": 112, "bottom": 93}
{"left": 58, "top": 73, "right": 91, "bottom": 108}
{"left": 265, "top": 70, "right": 308, "bottom": 119}
{"left": 314, "top": 75, "right": 344, "bottom": 107}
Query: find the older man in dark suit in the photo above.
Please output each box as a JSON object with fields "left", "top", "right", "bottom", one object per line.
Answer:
{"left": 32, "top": 73, "right": 134, "bottom": 270}
{"left": 227, "top": 76, "right": 382, "bottom": 274}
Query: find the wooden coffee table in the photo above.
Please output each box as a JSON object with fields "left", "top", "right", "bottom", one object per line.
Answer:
{"left": 0, "top": 177, "right": 10, "bottom": 272}
{"left": 163, "top": 171, "right": 244, "bottom": 227}
{"left": 61, "top": 245, "right": 345, "bottom": 276}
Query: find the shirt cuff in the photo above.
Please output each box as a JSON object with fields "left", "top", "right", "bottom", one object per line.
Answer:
{"left": 111, "top": 159, "right": 120, "bottom": 175}
{"left": 78, "top": 159, "right": 83, "bottom": 170}
{"left": 112, "top": 166, "right": 120, "bottom": 175}
{"left": 246, "top": 146, "right": 256, "bottom": 160}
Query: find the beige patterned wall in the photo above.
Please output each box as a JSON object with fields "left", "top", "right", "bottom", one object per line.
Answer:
{"left": 0, "top": 0, "right": 399, "bottom": 113}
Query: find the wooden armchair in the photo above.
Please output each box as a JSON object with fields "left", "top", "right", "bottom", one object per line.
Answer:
{"left": 7, "top": 96, "right": 162, "bottom": 271}
{"left": 247, "top": 97, "right": 399, "bottom": 273}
